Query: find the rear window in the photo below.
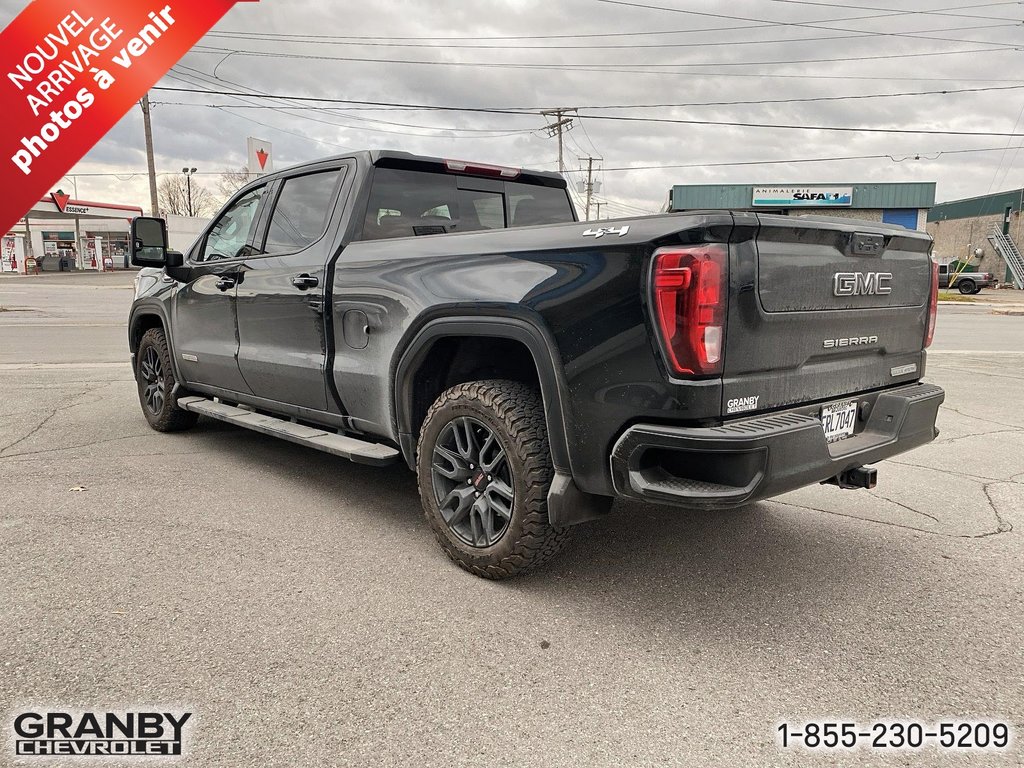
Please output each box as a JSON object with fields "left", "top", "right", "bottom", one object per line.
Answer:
{"left": 264, "top": 169, "right": 342, "bottom": 253}
{"left": 360, "top": 168, "right": 573, "bottom": 241}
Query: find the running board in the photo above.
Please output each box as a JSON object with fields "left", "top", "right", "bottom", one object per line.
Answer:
{"left": 177, "top": 396, "right": 399, "bottom": 466}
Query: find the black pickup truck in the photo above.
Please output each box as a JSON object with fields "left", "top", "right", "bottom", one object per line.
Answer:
{"left": 128, "top": 150, "right": 944, "bottom": 578}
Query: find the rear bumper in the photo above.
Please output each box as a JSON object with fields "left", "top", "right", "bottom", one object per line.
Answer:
{"left": 609, "top": 382, "right": 944, "bottom": 509}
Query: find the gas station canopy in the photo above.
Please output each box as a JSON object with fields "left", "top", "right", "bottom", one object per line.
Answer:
{"left": 24, "top": 192, "right": 143, "bottom": 221}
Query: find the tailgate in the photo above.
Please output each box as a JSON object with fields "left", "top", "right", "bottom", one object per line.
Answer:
{"left": 721, "top": 213, "right": 932, "bottom": 416}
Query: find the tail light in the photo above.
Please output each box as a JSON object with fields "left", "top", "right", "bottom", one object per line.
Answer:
{"left": 925, "top": 258, "right": 939, "bottom": 348}
{"left": 651, "top": 244, "right": 728, "bottom": 375}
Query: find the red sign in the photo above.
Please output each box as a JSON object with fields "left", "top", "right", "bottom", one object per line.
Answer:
{"left": 50, "top": 189, "right": 70, "bottom": 212}
{"left": 0, "top": 0, "right": 258, "bottom": 235}
{"left": 256, "top": 147, "right": 268, "bottom": 170}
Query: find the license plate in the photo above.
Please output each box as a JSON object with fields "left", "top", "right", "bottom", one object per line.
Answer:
{"left": 820, "top": 400, "right": 858, "bottom": 443}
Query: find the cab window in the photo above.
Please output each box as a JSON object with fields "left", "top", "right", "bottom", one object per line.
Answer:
{"left": 508, "top": 183, "right": 575, "bottom": 227}
{"left": 199, "top": 186, "right": 265, "bottom": 262}
{"left": 360, "top": 168, "right": 571, "bottom": 241}
{"left": 264, "top": 170, "right": 343, "bottom": 253}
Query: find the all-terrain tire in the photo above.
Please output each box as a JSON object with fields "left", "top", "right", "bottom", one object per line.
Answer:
{"left": 136, "top": 328, "right": 198, "bottom": 432}
{"left": 416, "top": 379, "right": 570, "bottom": 579}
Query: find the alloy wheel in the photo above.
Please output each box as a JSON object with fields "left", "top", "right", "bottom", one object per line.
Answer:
{"left": 139, "top": 346, "right": 166, "bottom": 415}
{"left": 430, "top": 416, "right": 515, "bottom": 548}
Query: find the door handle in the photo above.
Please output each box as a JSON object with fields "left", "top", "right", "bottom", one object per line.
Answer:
{"left": 291, "top": 274, "right": 319, "bottom": 290}
{"left": 215, "top": 276, "right": 236, "bottom": 292}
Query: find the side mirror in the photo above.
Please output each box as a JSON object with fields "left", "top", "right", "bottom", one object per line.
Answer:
{"left": 165, "top": 251, "right": 192, "bottom": 283}
{"left": 131, "top": 216, "right": 169, "bottom": 267}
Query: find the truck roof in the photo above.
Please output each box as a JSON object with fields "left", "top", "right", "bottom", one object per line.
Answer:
{"left": 254, "top": 150, "right": 567, "bottom": 189}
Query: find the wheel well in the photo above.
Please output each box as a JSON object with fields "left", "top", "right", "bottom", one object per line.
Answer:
{"left": 408, "top": 336, "right": 541, "bottom": 437}
{"left": 130, "top": 314, "right": 165, "bottom": 353}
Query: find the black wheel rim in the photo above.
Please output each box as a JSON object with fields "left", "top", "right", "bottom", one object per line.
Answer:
{"left": 139, "top": 346, "right": 166, "bottom": 414}
{"left": 430, "top": 416, "right": 514, "bottom": 548}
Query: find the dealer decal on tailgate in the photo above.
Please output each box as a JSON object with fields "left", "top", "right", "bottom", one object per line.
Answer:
{"left": 727, "top": 396, "right": 760, "bottom": 414}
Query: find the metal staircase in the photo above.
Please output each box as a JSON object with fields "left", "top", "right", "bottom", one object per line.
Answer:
{"left": 988, "top": 228, "right": 1024, "bottom": 289}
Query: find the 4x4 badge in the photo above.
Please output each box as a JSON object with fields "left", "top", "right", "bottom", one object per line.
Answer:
{"left": 582, "top": 226, "right": 629, "bottom": 239}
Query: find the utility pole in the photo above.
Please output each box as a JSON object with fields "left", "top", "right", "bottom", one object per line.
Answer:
{"left": 595, "top": 201, "right": 601, "bottom": 220}
{"left": 582, "top": 156, "right": 602, "bottom": 221}
{"left": 182, "top": 168, "right": 197, "bottom": 217}
{"left": 540, "top": 108, "right": 577, "bottom": 172}
{"left": 64, "top": 175, "right": 82, "bottom": 268}
{"left": 140, "top": 93, "right": 159, "bottom": 217}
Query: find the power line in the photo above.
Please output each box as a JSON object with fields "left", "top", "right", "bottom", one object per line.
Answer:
{"left": 592, "top": 0, "right": 1021, "bottom": 47}
{"left": 989, "top": 97, "right": 1024, "bottom": 192}
{"left": 201, "top": 20, "right": 1019, "bottom": 49}
{"left": 763, "top": 0, "right": 1018, "bottom": 21}
{"left": 59, "top": 145, "right": 1024, "bottom": 182}
{"left": 190, "top": 43, "right": 1021, "bottom": 72}
{"left": 598, "top": 145, "right": 1024, "bottom": 172}
{"left": 162, "top": 68, "right": 356, "bottom": 151}
{"left": 165, "top": 67, "right": 538, "bottom": 140}
{"left": 577, "top": 116, "right": 603, "bottom": 159}
{"left": 151, "top": 85, "right": 1024, "bottom": 138}
{"left": 203, "top": 2, "right": 1020, "bottom": 42}
{"left": 150, "top": 83, "right": 1024, "bottom": 113}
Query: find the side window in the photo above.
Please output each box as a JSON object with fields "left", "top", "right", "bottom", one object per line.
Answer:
{"left": 264, "top": 170, "right": 343, "bottom": 253}
{"left": 358, "top": 168, "right": 573, "bottom": 240}
{"left": 508, "top": 183, "right": 575, "bottom": 227}
{"left": 199, "top": 186, "right": 264, "bottom": 262}
{"left": 361, "top": 169, "right": 459, "bottom": 241}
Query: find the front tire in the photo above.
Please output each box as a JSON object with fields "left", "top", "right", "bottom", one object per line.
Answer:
{"left": 958, "top": 279, "right": 976, "bottom": 295}
{"left": 135, "top": 328, "right": 198, "bottom": 432}
{"left": 416, "top": 380, "right": 569, "bottom": 579}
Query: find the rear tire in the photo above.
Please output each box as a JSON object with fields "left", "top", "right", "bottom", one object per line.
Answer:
{"left": 136, "top": 328, "right": 198, "bottom": 432}
{"left": 958, "top": 279, "right": 976, "bottom": 295}
{"left": 416, "top": 379, "right": 570, "bottom": 579}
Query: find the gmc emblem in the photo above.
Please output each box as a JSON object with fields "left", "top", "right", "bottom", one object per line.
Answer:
{"left": 833, "top": 272, "right": 892, "bottom": 296}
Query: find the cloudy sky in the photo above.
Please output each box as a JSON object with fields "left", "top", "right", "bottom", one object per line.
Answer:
{"left": 3, "top": 0, "right": 1023, "bottom": 217}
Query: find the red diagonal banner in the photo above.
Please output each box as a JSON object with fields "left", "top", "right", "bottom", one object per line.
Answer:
{"left": 0, "top": 0, "right": 257, "bottom": 235}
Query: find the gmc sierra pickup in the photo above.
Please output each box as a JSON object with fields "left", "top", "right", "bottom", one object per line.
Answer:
{"left": 128, "top": 150, "right": 944, "bottom": 578}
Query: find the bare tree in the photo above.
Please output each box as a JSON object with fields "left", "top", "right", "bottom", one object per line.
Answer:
{"left": 216, "top": 166, "right": 253, "bottom": 201}
{"left": 158, "top": 175, "right": 216, "bottom": 217}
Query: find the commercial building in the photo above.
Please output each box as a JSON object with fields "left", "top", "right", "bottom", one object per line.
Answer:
{"left": 927, "top": 189, "right": 1024, "bottom": 288}
{"left": 3, "top": 192, "right": 142, "bottom": 273}
{"left": 2, "top": 192, "right": 212, "bottom": 274}
{"left": 667, "top": 182, "right": 936, "bottom": 231}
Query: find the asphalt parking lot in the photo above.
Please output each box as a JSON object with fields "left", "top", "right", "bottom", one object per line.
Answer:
{"left": 2, "top": 272, "right": 1023, "bottom": 767}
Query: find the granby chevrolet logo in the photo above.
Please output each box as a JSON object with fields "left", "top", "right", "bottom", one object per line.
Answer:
{"left": 12, "top": 710, "right": 192, "bottom": 757}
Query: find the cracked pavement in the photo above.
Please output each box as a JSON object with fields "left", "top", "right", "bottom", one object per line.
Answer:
{"left": 1, "top": 272, "right": 1023, "bottom": 767}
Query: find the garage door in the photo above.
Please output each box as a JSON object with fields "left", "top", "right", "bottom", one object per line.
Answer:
{"left": 882, "top": 209, "right": 919, "bottom": 230}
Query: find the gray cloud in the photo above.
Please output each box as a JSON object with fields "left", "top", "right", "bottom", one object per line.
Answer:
{"left": 7, "top": 0, "right": 1021, "bottom": 213}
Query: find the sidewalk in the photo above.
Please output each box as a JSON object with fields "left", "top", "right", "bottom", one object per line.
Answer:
{"left": 0, "top": 270, "right": 138, "bottom": 286}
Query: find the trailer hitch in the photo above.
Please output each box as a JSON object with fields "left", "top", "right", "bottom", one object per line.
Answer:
{"left": 823, "top": 465, "right": 877, "bottom": 490}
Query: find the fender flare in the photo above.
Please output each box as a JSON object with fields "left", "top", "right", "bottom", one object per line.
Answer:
{"left": 128, "top": 302, "right": 186, "bottom": 391}
{"left": 393, "top": 314, "right": 572, "bottom": 473}
{"left": 392, "top": 314, "right": 611, "bottom": 527}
